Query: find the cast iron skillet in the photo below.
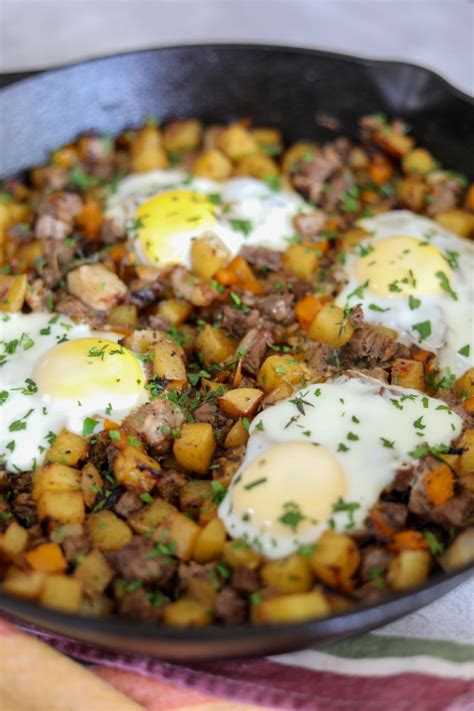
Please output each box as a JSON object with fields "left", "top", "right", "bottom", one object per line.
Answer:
{"left": 0, "top": 45, "right": 473, "bottom": 660}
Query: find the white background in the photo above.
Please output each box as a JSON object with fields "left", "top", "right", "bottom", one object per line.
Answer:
{"left": 1, "top": 0, "right": 473, "bottom": 642}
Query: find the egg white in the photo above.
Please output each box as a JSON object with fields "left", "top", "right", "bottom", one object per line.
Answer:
{"left": 0, "top": 313, "right": 147, "bottom": 472}
{"left": 336, "top": 211, "right": 474, "bottom": 377}
{"left": 219, "top": 375, "right": 463, "bottom": 558}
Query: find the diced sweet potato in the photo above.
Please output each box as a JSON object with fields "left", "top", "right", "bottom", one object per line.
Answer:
{"left": 24, "top": 543, "right": 67, "bottom": 573}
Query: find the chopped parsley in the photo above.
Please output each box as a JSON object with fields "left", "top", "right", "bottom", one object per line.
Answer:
{"left": 412, "top": 320, "right": 432, "bottom": 341}
{"left": 243, "top": 477, "right": 267, "bottom": 491}
{"left": 436, "top": 271, "right": 457, "bottom": 300}
{"left": 424, "top": 531, "right": 444, "bottom": 555}
{"left": 331, "top": 498, "right": 360, "bottom": 529}
{"left": 458, "top": 344, "right": 470, "bottom": 357}
{"left": 279, "top": 501, "right": 306, "bottom": 532}
{"left": 229, "top": 218, "right": 253, "bottom": 236}
{"left": 380, "top": 437, "right": 395, "bottom": 449}
{"left": 408, "top": 295, "right": 421, "bottom": 310}
{"left": 82, "top": 417, "right": 99, "bottom": 437}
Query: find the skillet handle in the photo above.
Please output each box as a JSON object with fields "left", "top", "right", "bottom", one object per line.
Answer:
{"left": 0, "top": 70, "right": 41, "bottom": 88}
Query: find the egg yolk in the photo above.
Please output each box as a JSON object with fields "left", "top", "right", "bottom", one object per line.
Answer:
{"left": 34, "top": 338, "right": 145, "bottom": 400}
{"left": 228, "top": 441, "right": 347, "bottom": 536}
{"left": 355, "top": 236, "right": 452, "bottom": 297}
{"left": 135, "top": 189, "right": 217, "bottom": 266}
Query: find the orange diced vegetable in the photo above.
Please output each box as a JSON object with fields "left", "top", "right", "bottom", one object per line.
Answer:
{"left": 295, "top": 294, "right": 322, "bottom": 330}
{"left": 389, "top": 530, "right": 429, "bottom": 552}
{"left": 368, "top": 155, "right": 394, "bottom": 185}
{"left": 464, "top": 397, "right": 474, "bottom": 414}
{"left": 24, "top": 543, "right": 67, "bottom": 573}
{"left": 424, "top": 464, "right": 454, "bottom": 506}
{"left": 226, "top": 256, "right": 262, "bottom": 294}
{"left": 76, "top": 199, "right": 103, "bottom": 240}
{"left": 214, "top": 267, "right": 238, "bottom": 287}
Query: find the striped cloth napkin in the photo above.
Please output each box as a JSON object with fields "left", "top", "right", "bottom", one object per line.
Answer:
{"left": 1, "top": 578, "right": 472, "bottom": 711}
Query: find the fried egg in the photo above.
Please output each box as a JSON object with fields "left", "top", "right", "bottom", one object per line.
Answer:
{"left": 105, "top": 169, "right": 307, "bottom": 268}
{"left": 336, "top": 211, "right": 474, "bottom": 376}
{"left": 0, "top": 313, "right": 147, "bottom": 472}
{"left": 219, "top": 375, "right": 462, "bottom": 558}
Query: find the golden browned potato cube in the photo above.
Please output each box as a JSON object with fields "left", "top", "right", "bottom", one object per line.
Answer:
{"left": 2, "top": 567, "right": 46, "bottom": 600}
{"left": 192, "top": 149, "right": 232, "bottom": 180}
{"left": 257, "top": 355, "right": 309, "bottom": 394}
{"left": 46, "top": 429, "right": 88, "bottom": 466}
{"left": 310, "top": 531, "right": 361, "bottom": 590}
{"left": 192, "top": 517, "right": 226, "bottom": 564}
{"left": 157, "top": 511, "right": 201, "bottom": 561}
{"left": 32, "top": 463, "right": 82, "bottom": 500}
{"left": 81, "top": 462, "right": 103, "bottom": 509}
{"left": 37, "top": 491, "right": 85, "bottom": 526}
{"left": 459, "top": 430, "right": 474, "bottom": 474}
{"left": 283, "top": 243, "right": 321, "bottom": 281}
{"left": 108, "top": 304, "right": 138, "bottom": 328}
{"left": 183, "top": 575, "right": 217, "bottom": 607}
{"left": 402, "top": 148, "right": 437, "bottom": 175}
{"left": 222, "top": 540, "right": 262, "bottom": 569}
{"left": 339, "top": 228, "right": 372, "bottom": 251}
{"left": 122, "top": 328, "right": 164, "bottom": 354}
{"left": 88, "top": 510, "right": 133, "bottom": 551}
{"left": 16, "top": 240, "right": 43, "bottom": 268}
{"left": 113, "top": 446, "right": 160, "bottom": 493}
{"left": 179, "top": 480, "right": 213, "bottom": 520}
{"left": 282, "top": 141, "right": 319, "bottom": 174}
{"left": 40, "top": 575, "right": 83, "bottom": 613}
{"left": 173, "top": 423, "right": 216, "bottom": 475}
{"left": 0, "top": 273, "right": 27, "bottom": 312}
{"left": 262, "top": 381, "right": 294, "bottom": 405}
{"left": 67, "top": 264, "right": 127, "bottom": 311}
{"left": 435, "top": 210, "right": 474, "bottom": 238}
{"left": 455, "top": 368, "right": 474, "bottom": 399}
{"left": 217, "top": 124, "right": 258, "bottom": 160}
{"left": 252, "top": 591, "right": 330, "bottom": 624}
{"left": 162, "top": 597, "right": 212, "bottom": 627}
{"left": 195, "top": 324, "right": 237, "bottom": 364}
{"left": 233, "top": 153, "right": 279, "bottom": 179}
{"left": 74, "top": 549, "right": 115, "bottom": 596}
{"left": 397, "top": 176, "right": 428, "bottom": 211}
{"left": 128, "top": 497, "right": 175, "bottom": 535}
{"left": 190, "top": 234, "right": 231, "bottom": 279}
{"left": 261, "top": 554, "right": 313, "bottom": 594}
{"left": 81, "top": 595, "right": 114, "bottom": 617}
{"left": 224, "top": 419, "right": 249, "bottom": 449}
{"left": 157, "top": 299, "right": 192, "bottom": 326}
{"left": 218, "top": 387, "right": 264, "bottom": 419}
{"left": 162, "top": 119, "right": 202, "bottom": 153}
{"left": 308, "top": 303, "right": 354, "bottom": 347}
{"left": 387, "top": 550, "right": 430, "bottom": 591}
{"left": 131, "top": 124, "right": 169, "bottom": 172}
{"left": 153, "top": 340, "right": 187, "bottom": 381}
{"left": 391, "top": 359, "right": 425, "bottom": 391}
{"left": 440, "top": 528, "right": 474, "bottom": 572}
{"left": 1, "top": 521, "right": 29, "bottom": 557}
{"left": 251, "top": 128, "right": 282, "bottom": 154}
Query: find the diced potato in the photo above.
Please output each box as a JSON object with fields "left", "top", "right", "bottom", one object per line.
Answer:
{"left": 440, "top": 528, "right": 474, "bottom": 572}
{"left": 373, "top": 325, "right": 398, "bottom": 340}
{"left": 455, "top": 368, "right": 474, "bottom": 399}
{"left": 387, "top": 550, "right": 431, "bottom": 591}
{"left": 87, "top": 510, "right": 133, "bottom": 551}
{"left": 402, "top": 148, "right": 437, "bottom": 175}
{"left": 261, "top": 554, "right": 313, "bottom": 594}
{"left": 252, "top": 590, "right": 330, "bottom": 624}
{"left": 81, "top": 462, "right": 103, "bottom": 509}
{"left": 233, "top": 153, "right": 279, "bottom": 179}
{"left": 217, "top": 124, "right": 257, "bottom": 160}
{"left": 46, "top": 429, "right": 87, "bottom": 466}
{"left": 222, "top": 540, "right": 262, "bottom": 570}
{"left": 157, "top": 299, "right": 192, "bottom": 326}
{"left": 1, "top": 521, "right": 29, "bottom": 557}
{"left": 339, "top": 228, "right": 372, "bottom": 251}
{"left": 173, "top": 423, "right": 216, "bottom": 475}
{"left": 40, "top": 575, "right": 83, "bottom": 613}
{"left": 310, "top": 531, "right": 361, "bottom": 590}
{"left": 179, "top": 480, "right": 213, "bottom": 520}
{"left": 81, "top": 594, "right": 114, "bottom": 617}
{"left": 37, "top": 491, "right": 85, "bottom": 526}
{"left": 128, "top": 497, "right": 175, "bottom": 535}
{"left": 424, "top": 464, "right": 454, "bottom": 506}
{"left": 435, "top": 210, "right": 474, "bottom": 238}
{"left": 108, "top": 304, "right": 138, "bottom": 328}
{"left": 192, "top": 149, "right": 232, "bottom": 180}
{"left": 162, "top": 119, "right": 202, "bottom": 153}
{"left": 218, "top": 387, "right": 263, "bottom": 419}
{"left": 308, "top": 303, "right": 354, "bottom": 347}
{"left": 162, "top": 597, "right": 212, "bottom": 627}
{"left": 153, "top": 340, "right": 187, "bottom": 381}
{"left": 0, "top": 273, "right": 27, "bottom": 312}
{"left": 262, "top": 381, "right": 294, "bottom": 405}
{"left": 76, "top": 198, "right": 103, "bottom": 240}
{"left": 113, "top": 446, "right": 160, "bottom": 492}
{"left": 397, "top": 176, "right": 428, "bottom": 211}
{"left": 224, "top": 419, "right": 249, "bottom": 449}
{"left": 190, "top": 234, "right": 231, "bottom": 279}
{"left": 2, "top": 567, "right": 46, "bottom": 600}
{"left": 391, "top": 359, "right": 425, "bottom": 391}
{"left": 67, "top": 264, "right": 127, "bottom": 311}
{"left": 32, "top": 463, "right": 81, "bottom": 501}
{"left": 131, "top": 124, "right": 169, "bottom": 172}
{"left": 195, "top": 324, "right": 236, "bottom": 364}
{"left": 192, "top": 517, "right": 226, "bottom": 563}
{"left": 257, "top": 355, "right": 309, "bottom": 394}
{"left": 25, "top": 542, "right": 67, "bottom": 573}
{"left": 251, "top": 128, "right": 282, "bottom": 153}
{"left": 282, "top": 141, "right": 318, "bottom": 174}
{"left": 16, "top": 240, "right": 43, "bottom": 269}
{"left": 459, "top": 430, "right": 474, "bottom": 474}
{"left": 283, "top": 243, "right": 321, "bottom": 281}
{"left": 74, "top": 549, "right": 115, "bottom": 597}
{"left": 377, "top": 129, "right": 414, "bottom": 157}
{"left": 156, "top": 510, "right": 201, "bottom": 561}
{"left": 121, "top": 328, "right": 164, "bottom": 354}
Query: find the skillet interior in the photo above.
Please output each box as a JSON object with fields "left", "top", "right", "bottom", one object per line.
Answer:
{"left": 0, "top": 44, "right": 473, "bottom": 660}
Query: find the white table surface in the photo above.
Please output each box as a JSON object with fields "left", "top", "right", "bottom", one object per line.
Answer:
{"left": 1, "top": 0, "right": 473, "bottom": 644}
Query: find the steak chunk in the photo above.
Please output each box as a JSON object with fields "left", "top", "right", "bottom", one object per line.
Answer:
{"left": 214, "top": 586, "right": 246, "bottom": 625}
{"left": 107, "top": 536, "right": 177, "bottom": 585}
{"left": 122, "top": 399, "right": 185, "bottom": 455}
{"left": 237, "top": 328, "right": 271, "bottom": 376}
{"left": 240, "top": 245, "right": 283, "bottom": 272}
